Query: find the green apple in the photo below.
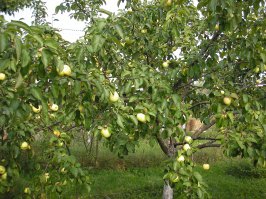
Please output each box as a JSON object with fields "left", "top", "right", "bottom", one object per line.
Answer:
{"left": 141, "top": 29, "right": 147, "bottom": 34}
{"left": 162, "top": 61, "right": 169, "bottom": 68}
{"left": 177, "top": 155, "right": 185, "bottom": 162}
{"left": 0, "top": 165, "right": 6, "bottom": 175}
{"left": 183, "top": 144, "right": 190, "bottom": 151}
{"left": 137, "top": 113, "right": 146, "bottom": 123}
{"left": 165, "top": 0, "right": 172, "bottom": 6}
{"left": 50, "top": 104, "right": 59, "bottom": 111}
{"left": 101, "top": 127, "right": 111, "bottom": 138}
{"left": 109, "top": 91, "right": 119, "bottom": 102}
{"left": 170, "top": 173, "right": 179, "bottom": 183}
{"left": 184, "top": 136, "right": 193, "bottom": 143}
{"left": 220, "top": 90, "right": 225, "bottom": 95}
{"left": 0, "top": 73, "right": 6, "bottom": 81}
{"left": 58, "top": 65, "right": 72, "bottom": 76}
{"left": 20, "top": 142, "right": 30, "bottom": 150}
{"left": 253, "top": 67, "right": 260, "bottom": 73}
{"left": 203, "top": 164, "right": 210, "bottom": 170}
{"left": 60, "top": 167, "right": 67, "bottom": 174}
{"left": 223, "top": 97, "right": 231, "bottom": 106}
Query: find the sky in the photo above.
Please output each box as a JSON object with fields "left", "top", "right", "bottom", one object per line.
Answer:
{"left": 4, "top": 0, "right": 125, "bottom": 42}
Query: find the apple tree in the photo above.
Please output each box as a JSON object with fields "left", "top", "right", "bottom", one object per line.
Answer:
{"left": 1, "top": 0, "right": 266, "bottom": 198}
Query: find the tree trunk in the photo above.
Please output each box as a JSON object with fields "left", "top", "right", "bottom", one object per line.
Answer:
{"left": 163, "top": 180, "right": 173, "bottom": 199}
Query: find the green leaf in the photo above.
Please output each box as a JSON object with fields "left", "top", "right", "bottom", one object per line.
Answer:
{"left": 15, "top": 73, "right": 24, "bottom": 89}
{"left": 14, "top": 37, "right": 22, "bottom": 64}
{"left": 0, "top": 33, "right": 8, "bottom": 53}
{"left": 31, "top": 33, "right": 43, "bottom": 46}
{"left": 129, "top": 115, "right": 138, "bottom": 126}
{"left": 44, "top": 39, "right": 59, "bottom": 50}
{"left": 31, "top": 87, "right": 42, "bottom": 100}
{"left": 194, "top": 171, "right": 203, "bottom": 182}
{"left": 9, "top": 20, "right": 31, "bottom": 32}
{"left": 70, "top": 167, "right": 78, "bottom": 178}
{"left": 114, "top": 24, "right": 124, "bottom": 39}
{"left": 21, "top": 49, "right": 30, "bottom": 67}
{"left": 117, "top": 114, "right": 125, "bottom": 128}
{"left": 41, "top": 49, "right": 52, "bottom": 67}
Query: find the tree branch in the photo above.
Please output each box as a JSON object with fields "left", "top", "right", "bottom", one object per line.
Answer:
{"left": 197, "top": 143, "right": 221, "bottom": 149}
{"left": 156, "top": 134, "right": 171, "bottom": 157}
{"left": 192, "top": 120, "right": 216, "bottom": 138}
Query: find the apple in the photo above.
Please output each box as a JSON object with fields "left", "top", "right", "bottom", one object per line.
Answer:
{"left": 109, "top": 91, "right": 119, "bottom": 102}
{"left": 1, "top": 172, "right": 7, "bottom": 180}
{"left": 30, "top": 104, "right": 42, "bottom": 113}
{"left": 223, "top": 97, "right": 231, "bottom": 106}
{"left": 220, "top": 90, "right": 225, "bottom": 95}
{"left": 184, "top": 136, "right": 193, "bottom": 143}
{"left": 162, "top": 61, "right": 169, "bottom": 68}
{"left": 141, "top": 29, "right": 147, "bottom": 34}
{"left": 177, "top": 155, "right": 185, "bottom": 162}
{"left": 58, "top": 65, "right": 71, "bottom": 76}
{"left": 203, "top": 164, "right": 210, "bottom": 170}
{"left": 137, "top": 113, "right": 146, "bottom": 123}
{"left": 24, "top": 187, "right": 31, "bottom": 194}
{"left": 53, "top": 130, "right": 61, "bottom": 137}
{"left": 101, "top": 128, "right": 111, "bottom": 138}
{"left": 50, "top": 104, "right": 59, "bottom": 111}
{"left": 0, "top": 73, "right": 6, "bottom": 80}
{"left": 20, "top": 142, "right": 30, "bottom": 150}
{"left": 215, "top": 24, "right": 219, "bottom": 31}
{"left": 183, "top": 144, "right": 190, "bottom": 151}
{"left": 253, "top": 67, "right": 260, "bottom": 73}
{"left": 256, "top": 79, "right": 261, "bottom": 84}
{"left": 60, "top": 167, "right": 67, "bottom": 174}
{"left": 58, "top": 141, "right": 64, "bottom": 147}
{"left": 165, "top": 0, "right": 172, "bottom": 6}
{"left": 78, "top": 105, "right": 84, "bottom": 112}
{"left": 0, "top": 165, "right": 6, "bottom": 175}
{"left": 170, "top": 173, "right": 179, "bottom": 183}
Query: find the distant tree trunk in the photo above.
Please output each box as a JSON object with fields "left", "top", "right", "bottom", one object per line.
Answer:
{"left": 163, "top": 180, "right": 173, "bottom": 199}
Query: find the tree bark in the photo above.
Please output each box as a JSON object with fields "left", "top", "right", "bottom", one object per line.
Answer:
{"left": 163, "top": 180, "right": 173, "bottom": 199}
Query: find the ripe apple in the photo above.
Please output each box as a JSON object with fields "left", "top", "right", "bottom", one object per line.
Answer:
{"left": 30, "top": 104, "right": 42, "bottom": 113}
{"left": 0, "top": 73, "right": 6, "bottom": 80}
{"left": 50, "top": 104, "right": 59, "bottom": 111}
{"left": 215, "top": 24, "right": 219, "bottom": 31}
{"left": 184, "top": 136, "right": 193, "bottom": 143}
{"left": 101, "top": 128, "right": 111, "bottom": 138}
{"left": 220, "top": 90, "right": 225, "bottom": 95}
{"left": 53, "top": 130, "right": 61, "bottom": 137}
{"left": 24, "top": 187, "right": 31, "bottom": 194}
{"left": 165, "top": 0, "right": 172, "bottom": 6}
{"left": 141, "top": 29, "right": 147, "bottom": 34}
{"left": 137, "top": 113, "right": 146, "bottom": 123}
{"left": 253, "top": 67, "right": 260, "bottom": 73}
{"left": 177, "top": 155, "right": 185, "bottom": 162}
{"left": 109, "top": 91, "right": 119, "bottom": 102}
{"left": 58, "top": 65, "right": 71, "bottom": 76}
{"left": 162, "top": 61, "right": 169, "bottom": 68}
{"left": 1, "top": 172, "right": 7, "bottom": 180}
{"left": 20, "top": 142, "right": 30, "bottom": 150}
{"left": 223, "top": 97, "right": 231, "bottom": 106}
{"left": 0, "top": 165, "right": 6, "bottom": 175}
{"left": 203, "top": 164, "right": 210, "bottom": 170}
{"left": 183, "top": 144, "right": 190, "bottom": 151}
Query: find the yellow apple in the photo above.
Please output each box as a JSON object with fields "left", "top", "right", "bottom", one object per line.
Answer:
{"left": 177, "top": 155, "right": 185, "bottom": 162}
{"left": 220, "top": 90, "right": 225, "bottom": 95}
{"left": 223, "top": 97, "right": 231, "bottom": 106}
{"left": 162, "top": 61, "right": 169, "bottom": 68}
{"left": 137, "top": 113, "right": 146, "bottom": 123}
{"left": 50, "top": 104, "right": 59, "bottom": 111}
{"left": 256, "top": 79, "right": 261, "bottom": 84}
{"left": 109, "top": 91, "right": 119, "bottom": 102}
{"left": 101, "top": 128, "right": 111, "bottom": 138}
{"left": 20, "top": 142, "right": 30, "bottom": 150}
{"left": 0, "top": 73, "right": 6, "bottom": 80}
{"left": 30, "top": 104, "right": 42, "bottom": 113}
{"left": 0, "top": 165, "right": 6, "bottom": 175}
{"left": 203, "top": 164, "right": 210, "bottom": 170}
{"left": 1, "top": 172, "right": 7, "bottom": 180}
{"left": 165, "top": 0, "right": 172, "bottom": 6}
{"left": 53, "top": 130, "right": 61, "bottom": 137}
{"left": 60, "top": 167, "right": 67, "bottom": 174}
{"left": 170, "top": 173, "right": 179, "bottom": 183}
{"left": 183, "top": 144, "right": 190, "bottom": 151}
{"left": 253, "top": 67, "right": 260, "bottom": 73}
{"left": 141, "top": 29, "right": 147, "bottom": 34}
{"left": 58, "top": 65, "right": 71, "bottom": 76}
{"left": 184, "top": 136, "right": 193, "bottom": 143}
{"left": 24, "top": 187, "right": 31, "bottom": 194}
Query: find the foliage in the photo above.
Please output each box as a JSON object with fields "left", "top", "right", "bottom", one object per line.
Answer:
{"left": 0, "top": 0, "right": 266, "bottom": 198}
{"left": 0, "top": 0, "right": 33, "bottom": 15}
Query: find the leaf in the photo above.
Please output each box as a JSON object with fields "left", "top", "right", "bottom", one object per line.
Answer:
{"left": 44, "top": 39, "right": 59, "bottom": 50}
{"left": 15, "top": 73, "right": 24, "bottom": 89}
{"left": 116, "top": 114, "right": 125, "bottom": 128}
{"left": 14, "top": 37, "right": 22, "bottom": 64}
{"left": 0, "top": 33, "right": 8, "bottom": 53}
{"left": 70, "top": 167, "right": 78, "bottom": 178}
{"left": 194, "top": 171, "right": 203, "bottom": 182}
{"left": 30, "top": 33, "right": 43, "bottom": 46}
{"left": 9, "top": 20, "right": 31, "bottom": 32}
{"left": 114, "top": 24, "right": 124, "bottom": 39}
{"left": 21, "top": 49, "right": 30, "bottom": 67}
{"left": 41, "top": 49, "right": 52, "bottom": 67}
{"left": 31, "top": 87, "right": 42, "bottom": 100}
{"left": 92, "top": 35, "right": 105, "bottom": 52}
{"left": 99, "top": 8, "right": 112, "bottom": 16}
{"left": 129, "top": 115, "right": 138, "bottom": 126}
